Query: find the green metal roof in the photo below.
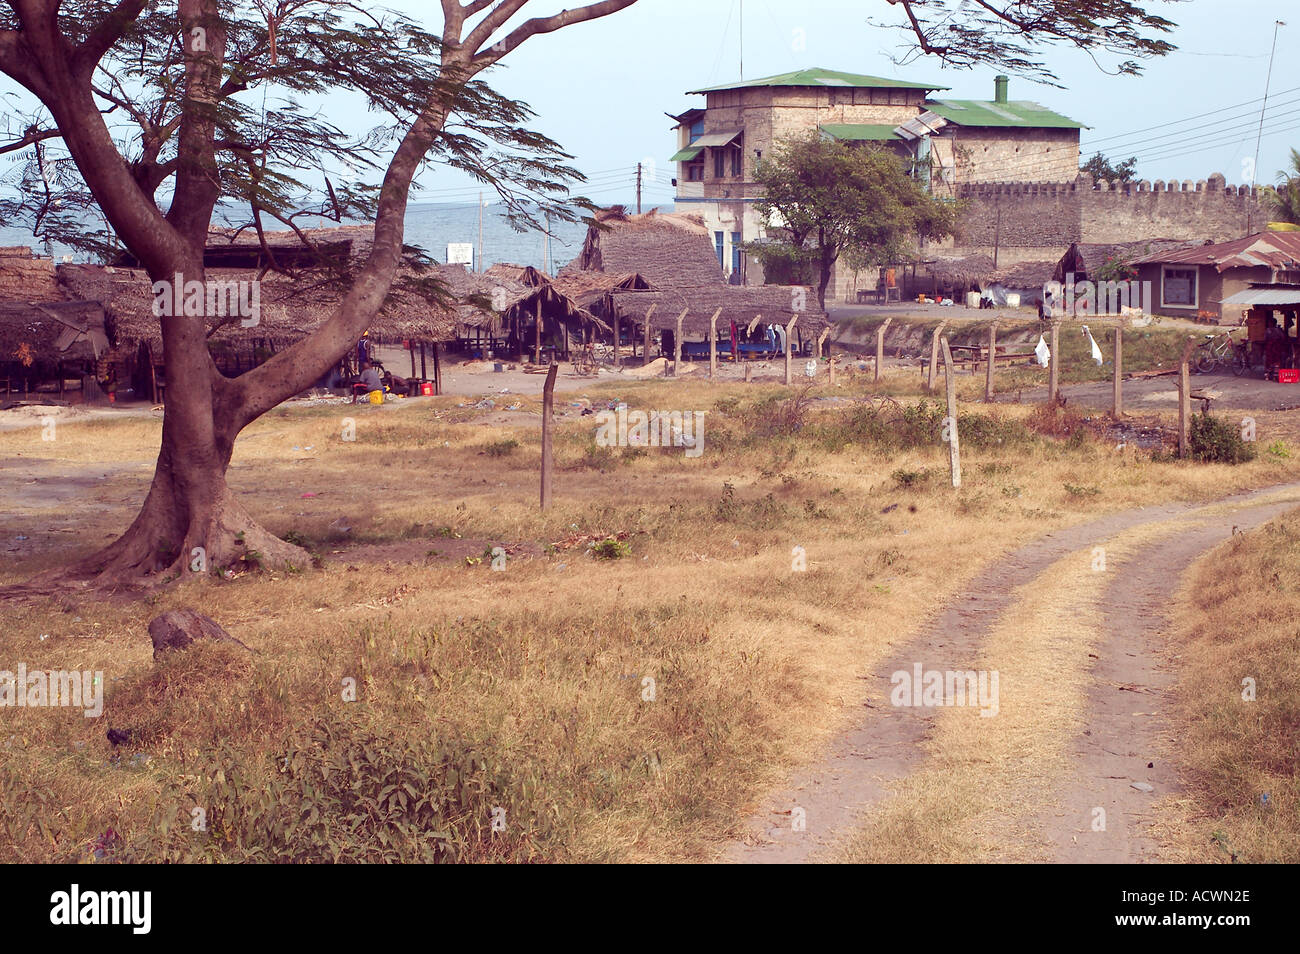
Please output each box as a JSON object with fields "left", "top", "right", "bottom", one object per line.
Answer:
{"left": 689, "top": 68, "right": 945, "bottom": 95}
{"left": 670, "top": 145, "right": 703, "bottom": 162}
{"left": 819, "top": 123, "right": 901, "bottom": 142}
{"left": 925, "top": 99, "right": 1086, "bottom": 129}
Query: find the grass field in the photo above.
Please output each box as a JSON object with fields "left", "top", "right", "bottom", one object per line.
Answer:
{"left": 0, "top": 361, "right": 1295, "bottom": 862}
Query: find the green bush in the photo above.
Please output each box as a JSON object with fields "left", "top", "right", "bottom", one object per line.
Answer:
{"left": 1189, "top": 412, "right": 1256, "bottom": 465}
{"left": 591, "top": 537, "right": 632, "bottom": 560}
{"left": 484, "top": 438, "right": 520, "bottom": 457}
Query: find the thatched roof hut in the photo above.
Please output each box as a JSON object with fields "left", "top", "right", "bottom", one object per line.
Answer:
{"left": 990, "top": 260, "right": 1057, "bottom": 290}
{"left": 486, "top": 263, "right": 551, "bottom": 287}
{"left": 552, "top": 268, "right": 652, "bottom": 312}
{"left": 0, "top": 301, "right": 110, "bottom": 370}
{"left": 610, "top": 284, "right": 827, "bottom": 336}
{"left": 925, "top": 254, "right": 995, "bottom": 285}
{"left": 568, "top": 207, "right": 724, "bottom": 289}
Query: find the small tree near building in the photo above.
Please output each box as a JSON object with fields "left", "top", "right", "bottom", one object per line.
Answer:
{"left": 747, "top": 134, "right": 958, "bottom": 309}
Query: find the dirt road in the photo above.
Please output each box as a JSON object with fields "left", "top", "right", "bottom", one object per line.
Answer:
{"left": 726, "top": 482, "right": 1300, "bottom": 863}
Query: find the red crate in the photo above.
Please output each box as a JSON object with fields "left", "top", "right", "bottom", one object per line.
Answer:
{"left": 1279, "top": 369, "right": 1299, "bottom": 384}
{"left": 420, "top": 381, "right": 434, "bottom": 395}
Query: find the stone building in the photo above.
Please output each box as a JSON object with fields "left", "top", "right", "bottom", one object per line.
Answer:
{"left": 668, "top": 67, "right": 1085, "bottom": 296}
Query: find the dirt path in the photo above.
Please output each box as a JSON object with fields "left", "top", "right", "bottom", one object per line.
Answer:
{"left": 725, "top": 483, "right": 1300, "bottom": 864}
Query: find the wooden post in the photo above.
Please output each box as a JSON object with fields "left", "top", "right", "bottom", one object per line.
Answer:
{"left": 709, "top": 308, "right": 721, "bottom": 378}
{"left": 673, "top": 309, "right": 685, "bottom": 377}
{"left": 1048, "top": 320, "right": 1060, "bottom": 402}
{"left": 875, "top": 317, "right": 891, "bottom": 383}
{"left": 643, "top": 304, "right": 655, "bottom": 366}
{"left": 432, "top": 342, "right": 442, "bottom": 395}
{"left": 1178, "top": 336, "right": 1197, "bottom": 459}
{"left": 419, "top": 342, "right": 427, "bottom": 380}
{"left": 941, "top": 338, "right": 961, "bottom": 488}
{"left": 533, "top": 298, "right": 541, "bottom": 365}
{"left": 984, "top": 320, "right": 998, "bottom": 403}
{"left": 541, "top": 363, "right": 557, "bottom": 509}
{"left": 828, "top": 343, "right": 836, "bottom": 386}
{"left": 1112, "top": 325, "right": 1123, "bottom": 418}
{"left": 816, "top": 327, "right": 830, "bottom": 360}
{"left": 784, "top": 314, "right": 799, "bottom": 386}
{"left": 746, "top": 314, "right": 762, "bottom": 336}
{"left": 613, "top": 312, "right": 620, "bottom": 370}
{"left": 409, "top": 342, "right": 416, "bottom": 380}
{"left": 927, "top": 320, "right": 947, "bottom": 391}
{"left": 744, "top": 362, "right": 752, "bottom": 383}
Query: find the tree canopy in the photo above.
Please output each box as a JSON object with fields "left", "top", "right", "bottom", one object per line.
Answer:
{"left": 1081, "top": 152, "right": 1139, "bottom": 184}
{"left": 1266, "top": 148, "right": 1300, "bottom": 226}
{"left": 748, "top": 134, "right": 958, "bottom": 309}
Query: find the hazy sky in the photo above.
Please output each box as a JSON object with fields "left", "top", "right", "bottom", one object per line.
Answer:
{"left": 2, "top": 0, "right": 1296, "bottom": 208}
{"left": 397, "top": 0, "right": 1299, "bottom": 204}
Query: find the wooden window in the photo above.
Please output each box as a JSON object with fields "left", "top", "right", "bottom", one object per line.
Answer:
{"left": 1162, "top": 266, "right": 1198, "bottom": 307}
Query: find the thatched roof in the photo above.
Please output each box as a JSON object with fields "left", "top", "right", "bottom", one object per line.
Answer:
{"left": 0, "top": 301, "right": 110, "bottom": 365}
{"left": 0, "top": 247, "right": 64, "bottom": 303}
{"left": 610, "top": 284, "right": 827, "bottom": 336}
{"left": 486, "top": 263, "right": 551, "bottom": 287}
{"left": 989, "top": 260, "right": 1057, "bottom": 289}
{"left": 552, "top": 268, "right": 652, "bottom": 310}
{"left": 568, "top": 207, "right": 724, "bottom": 289}
{"left": 923, "top": 254, "right": 996, "bottom": 283}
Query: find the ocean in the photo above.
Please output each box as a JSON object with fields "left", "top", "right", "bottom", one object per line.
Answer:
{"left": 0, "top": 199, "right": 670, "bottom": 273}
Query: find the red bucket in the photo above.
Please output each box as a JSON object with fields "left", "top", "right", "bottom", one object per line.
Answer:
{"left": 420, "top": 381, "right": 434, "bottom": 396}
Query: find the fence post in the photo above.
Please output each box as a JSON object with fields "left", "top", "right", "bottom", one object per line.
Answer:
{"left": 784, "top": 314, "right": 799, "bottom": 386}
{"left": 709, "top": 308, "right": 721, "bottom": 378}
{"left": 1048, "top": 319, "right": 1061, "bottom": 402}
{"left": 1113, "top": 325, "right": 1123, "bottom": 418}
{"left": 941, "top": 338, "right": 961, "bottom": 488}
{"left": 642, "top": 304, "right": 656, "bottom": 366}
{"left": 984, "top": 319, "right": 998, "bottom": 403}
{"left": 1178, "top": 336, "right": 1197, "bottom": 458}
{"left": 875, "top": 316, "right": 892, "bottom": 384}
{"left": 927, "top": 320, "right": 947, "bottom": 391}
{"left": 672, "top": 309, "right": 686, "bottom": 377}
{"left": 541, "top": 363, "right": 557, "bottom": 509}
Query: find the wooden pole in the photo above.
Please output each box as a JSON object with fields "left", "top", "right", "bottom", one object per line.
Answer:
{"left": 1178, "top": 336, "right": 1197, "bottom": 459}
{"left": 984, "top": 320, "right": 998, "bottom": 403}
{"left": 673, "top": 309, "right": 685, "bottom": 377}
{"left": 875, "top": 317, "right": 892, "bottom": 384}
{"left": 1048, "top": 320, "right": 1060, "bottom": 402}
{"left": 643, "top": 304, "right": 655, "bottom": 366}
{"left": 744, "top": 362, "right": 752, "bottom": 383}
{"left": 816, "top": 327, "right": 830, "bottom": 360}
{"left": 533, "top": 298, "right": 541, "bottom": 364}
{"left": 432, "top": 342, "right": 442, "bottom": 395}
{"left": 419, "top": 342, "right": 427, "bottom": 380}
{"left": 613, "top": 311, "right": 620, "bottom": 370}
{"left": 746, "top": 313, "right": 762, "bottom": 336}
{"left": 927, "top": 320, "right": 947, "bottom": 391}
{"left": 941, "top": 338, "right": 961, "bottom": 488}
{"left": 784, "top": 314, "right": 799, "bottom": 386}
{"left": 828, "top": 343, "right": 835, "bottom": 386}
{"left": 709, "top": 308, "right": 721, "bottom": 378}
{"left": 541, "top": 363, "right": 557, "bottom": 509}
{"left": 1112, "top": 325, "right": 1123, "bottom": 418}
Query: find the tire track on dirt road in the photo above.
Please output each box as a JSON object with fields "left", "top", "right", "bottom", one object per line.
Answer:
{"left": 724, "top": 483, "right": 1300, "bottom": 864}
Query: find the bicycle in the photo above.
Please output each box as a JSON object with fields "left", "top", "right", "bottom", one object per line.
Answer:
{"left": 573, "top": 342, "right": 599, "bottom": 376}
{"left": 1194, "top": 329, "right": 1247, "bottom": 375}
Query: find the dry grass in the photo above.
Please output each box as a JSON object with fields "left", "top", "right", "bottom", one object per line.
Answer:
{"left": 1159, "top": 510, "right": 1300, "bottom": 863}
{"left": 0, "top": 373, "right": 1295, "bottom": 862}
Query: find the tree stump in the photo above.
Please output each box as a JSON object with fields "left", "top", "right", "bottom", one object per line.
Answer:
{"left": 148, "top": 609, "right": 249, "bottom": 659}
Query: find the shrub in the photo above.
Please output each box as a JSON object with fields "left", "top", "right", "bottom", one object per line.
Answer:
{"left": 484, "top": 438, "right": 520, "bottom": 457}
{"left": 591, "top": 537, "right": 631, "bottom": 560}
{"left": 1189, "top": 412, "right": 1256, "bottom": 465}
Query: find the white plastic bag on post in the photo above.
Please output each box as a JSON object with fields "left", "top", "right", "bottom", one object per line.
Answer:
{"left": 1035, "top": 334, "right": 1051, "bottom": 368}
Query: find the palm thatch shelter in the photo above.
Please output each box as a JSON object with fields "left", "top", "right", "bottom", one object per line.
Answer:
{"left": 1053, "top": 239, "right": 1195, "bottom": 284}
{"left": 0, "top": 249, "right": 112, "bottom": 399}
{"left": 568, "top": 206, "right": 725, "bottom": 288}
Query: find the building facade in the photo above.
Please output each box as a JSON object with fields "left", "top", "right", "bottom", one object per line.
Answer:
{"left": 668, "top": 68, "right": 1085, "bottom": 298}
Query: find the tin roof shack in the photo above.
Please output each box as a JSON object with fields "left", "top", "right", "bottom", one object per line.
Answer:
{"left": 1131, "top": 232, "right": 1300, "bottom": 324}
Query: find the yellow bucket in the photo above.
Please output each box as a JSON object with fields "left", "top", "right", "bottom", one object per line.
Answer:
{"left": 368, "top": 389, "right": 384, "bottom": 405}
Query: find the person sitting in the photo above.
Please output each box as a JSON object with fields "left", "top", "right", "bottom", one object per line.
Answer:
{"left": 1264, "top": 317, "right": 1290, "bottom": 372}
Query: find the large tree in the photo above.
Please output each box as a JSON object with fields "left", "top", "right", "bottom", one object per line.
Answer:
{"left": 0, "top": 0, "right": 635, "bottom": 588}
{"left": 749, "top": 134, "right": 958, "bottom": 309}
{"left": 1266, "top": 148, "right": 1300, "bottom": 226}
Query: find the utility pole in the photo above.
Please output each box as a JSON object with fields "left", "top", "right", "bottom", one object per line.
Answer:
{"left": 1248, "top": 20, "right": 1285, "bottom": 236}
{"left": 739, "top": 0, "right": 743, "bottom": 80}
{"left": 477, "top": 192, "right": 484, "bottom": 272}
{"left": 636, "top": 162, "right": 642, "bottom": 215}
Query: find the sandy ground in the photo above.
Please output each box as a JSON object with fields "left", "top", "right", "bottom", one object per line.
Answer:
{"left": 725, "top": 481, "right": 1300, "bottom": 864}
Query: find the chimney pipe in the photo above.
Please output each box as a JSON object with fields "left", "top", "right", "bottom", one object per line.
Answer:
{"left": 994, "top": 75, "right": 1009, "bottom": 104}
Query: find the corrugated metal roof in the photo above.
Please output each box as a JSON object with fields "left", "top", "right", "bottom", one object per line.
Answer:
{"left": 926, "top": 99, "right": 1086, "bottom": 129}
{"left": 689, "top": 68, "right": 945, "bottom": 95}
{"left": 691, "top": 129, "right": 743, "bottom": 147}
{"left": 670, "top": 146, "right": 703, "bottom": 162}
{"left": 819, "top": 123, "right": 900, "bottom": 142}
{"left": 1132, "top": 232, "right": 1300, "bottom": 271}
{"left": 1222, "top": 286, "right": 1300, "bottom": 306}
